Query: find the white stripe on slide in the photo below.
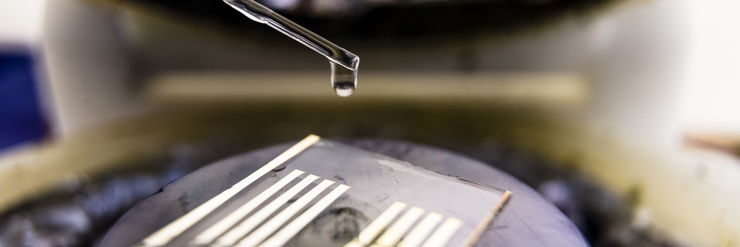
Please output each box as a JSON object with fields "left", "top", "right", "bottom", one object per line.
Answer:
{"left": 237, "top": 179, "right": 335, "bottom": 247}
{"left": 140, "top": 135, "right": 319, "bottom": 246}
{"left": 261, "top": 184, "right": 350, "bottom": 247}
{"left": 375, "top": 207, "right": 425, "bottom": 246}
{"left": 345, "top": 201, "right": 407, "bottom": 247}
{"left": 215, "top": 174, "right": 319, "bottom": 246}
{"left": 397, "top": 212, "right": 443, "bottom": 247}
{"left": 421, "top": 218, "right": 463, "bottom": 247}
{"left": 191, "top": 169, "right": 304, "bottom": 245}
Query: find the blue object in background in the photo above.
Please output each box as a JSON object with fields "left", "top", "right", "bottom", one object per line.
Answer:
{"left": 0, "top": 50, "right": 48, "bottom": 151}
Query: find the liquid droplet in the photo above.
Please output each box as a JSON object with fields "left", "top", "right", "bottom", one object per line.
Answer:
{"left": 334, "top": 82, "right": 355, "bottom": 97}
{"left": 330, "top": 62, "right": 357, "bottom": 97}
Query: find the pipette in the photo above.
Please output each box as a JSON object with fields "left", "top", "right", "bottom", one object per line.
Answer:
{"left": 224, "top": 0, "right": 360, "bottom": 97}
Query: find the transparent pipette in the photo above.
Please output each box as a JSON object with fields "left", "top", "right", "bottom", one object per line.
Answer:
{"left": 224, "top": 0, "right": 360, "bottom": 97}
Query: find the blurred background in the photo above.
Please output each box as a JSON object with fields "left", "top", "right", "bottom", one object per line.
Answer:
{"left": 1, "top": 0, "right": 739, "bottom": 246}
